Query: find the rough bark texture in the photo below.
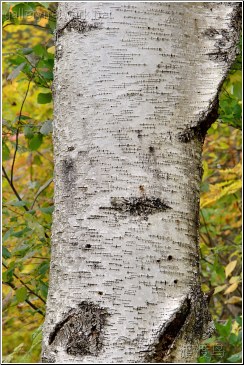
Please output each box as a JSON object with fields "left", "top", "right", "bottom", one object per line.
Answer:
{"left": 42, "top": 2, "right": 241, "bottom": 363}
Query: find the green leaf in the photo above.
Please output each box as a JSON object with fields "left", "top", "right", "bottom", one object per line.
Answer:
{"left": 236, "top": 316, "right": 242, "bottom": 326}
{"left": 9, "top": 200, "right": 28, "bottom": 207}
{"left": 12, "top": 227, "right": 31, "bottom": 238}
{"left": 15, "top": 287, "right": 28, "bottom": 303}
{"left": 2, "top": 267, "right": 14, "bottom": 283}
{"left": 38, "top": 71, "right": 53, "bottom": 80}
{"left": 39, "top": 281, "right": 48, "bottom": 299}
{"left": 37, "top": 93, "right": 52, "bottom": 104}
{"left": 24, "top": 125, "right": 34, "bottom": 139}
{"left": 40, "top": 120, "right": 53, "bottom": 135}
{"left": 227, "top": 352, "right": 242, "bottom": 363}
{"left": 215, "top": 319, "right": 232, "bottom": 337}
{"left": 2, "top": 141, "right": 10, "bottom": 161}
{"left": 229, "top": 333, "right": 238, "bottom": 345}
{"left": 11, "top": 3, "right": 34, "bottom": 14}
{"left": 40, "top": 206, "right": 54, "bottom": 214}
{"left": 21, "top": 48, "right": 33, "bottom": 55}
{"left": 2, "top": 246, "right": 11, "bottom": 259}
{"left": 13, "top": 244, "right": 32, "bottom": 257}
{"left": 33, "top": 44, "right": 48, "bottom": 59}
{"left": 3, "top": 228, "right": 14, "bottom": 242}
{"left": 37, "top": 262, "right": 49, "bottom": 276}
{"left": 28, "top": 133, "right": 43, "bottom": 150}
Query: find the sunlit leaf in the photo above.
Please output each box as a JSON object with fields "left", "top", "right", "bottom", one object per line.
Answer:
{"left": 224, "top": 282, "right": 239, "bottom": 295}
{"left": 225, "top": 260, "right": 237, "bottom": 278}
{"left": 214, "top": 284, "right": 227, "bottom": 294}
{"left": 224, "top": 296, "right": 242, "bottom": 305}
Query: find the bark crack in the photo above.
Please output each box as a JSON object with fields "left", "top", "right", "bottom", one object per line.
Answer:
{"left": 146, "top": 297, "right": 191, "bottom": 363}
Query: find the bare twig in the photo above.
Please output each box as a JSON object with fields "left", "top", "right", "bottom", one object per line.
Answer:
{"left": 200, "top": 210, "right": 214, "bottom": 247}
{"left": 10, "top": 76, "right": 33, "bottom": 185}
{"left": 2, "top": 281, "right": 44, "bottom": 317}
{"left": 31, "top": 178, "right": 53, "bottom": 210}
{"left": 3, "top": 22, "right": 48, "bottom": 30}
{"left": 2, "top": 166, "right": 29, "bottom": 211}
{"left": 2, "top": 262, "right": 46, "bottom": 304}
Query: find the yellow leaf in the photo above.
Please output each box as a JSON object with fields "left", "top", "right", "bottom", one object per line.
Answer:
{"left": 201, "top": 180, "right": 242, "bottom": 208}
{"left": 214, "top": 285, "right": 227, "bottom": 294}
{"left": 201, "top": 284, "right": 210, "bottom": 292}
{"left": 229, "top": 276, "right": 240, "bottom": 284}
{"left": 224, "top": 282, "right": 238, "bottom": 295}
{"left": 48, "top": 46, "right": 55, "bottom": 54}
{"left": 224, "top": 296, "right": 242, "bottom": 305}
{"left": 38, "top": 17, "right": 48, "bottom": 27}
{"left": 232, "top": 320, "right": 241, "bottom": 335}
{"left": 202, "top": 160, "right": 209, "bottom": 181}
{"left": 225, "top": 260, "right": 237, "bottom": 278}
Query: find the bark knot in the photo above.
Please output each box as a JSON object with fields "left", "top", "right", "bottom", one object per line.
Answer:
{"left": 56, "top": 18, "right": 101, "bottom": 40}
{"left": 109, "top": 196, "right": 171, "bottom": 218}
{"left": 48, "top": 301, "right": 109, "bottom": 357}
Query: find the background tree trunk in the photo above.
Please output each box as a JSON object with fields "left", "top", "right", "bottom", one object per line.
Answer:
{"left": 42, "top": 2, "right": 241, "bottom": 363}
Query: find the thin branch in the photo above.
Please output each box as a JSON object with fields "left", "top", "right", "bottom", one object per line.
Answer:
{"left": 2, "top": 262, "right": 46, "bottom": 304}
{"left": 3, "top": 22, "right": 48, "bottom": 30}
{"left": 200, "top": 210, "right": 214, "bottom": 247}
{"left": 2, "top": 166, "right": 29, "bottom": 212}
{"left": 31, "top": 178, "right": 53, "bottom": 210}
{"left": 2, "top": 167, "right": 52, "bottom": 240}
{"left": 10, "top": 76, "right": 33, "bottom": 185}
{"left": 24, "top": 57, "right": 50, "bottom": 89}
{"left": 2, "top": 281, "right": 44, "bottom": 317}
{"left": 36, "top": 150, "right": 54, "bottom": 164}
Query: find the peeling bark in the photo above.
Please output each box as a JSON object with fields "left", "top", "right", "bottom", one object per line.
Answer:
{"left": 42, "top": 2, "right": 241, "bottom": 363}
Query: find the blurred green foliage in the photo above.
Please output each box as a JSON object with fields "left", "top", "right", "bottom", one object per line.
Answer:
{"left": 2, "top": 2, "right": 242, "bottom": 363}
{"left": 199, "top": 40, "right": 242, "bottom": 362}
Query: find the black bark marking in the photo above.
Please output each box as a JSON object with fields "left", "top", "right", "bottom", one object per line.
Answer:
{"left": 178, "top": 95, "right": 219, "bottom": 143}
{"left": 179, "top": 4, "right": 241, "bottom": 144}
{"left": 146, "top": 284, "right": 214, "bottom": 363}
{"left": 107, "top": 196, "right": 171, "bottom": 218}
{"left": 204, "top": 3, "right": 242, "bottom": 64}
{"left": 204, "top": 288, "right": 215, "bottom": 305}
{"left": 146, "top": 297, "right": 191, "bottom": 362}
{"left": 56, "top": 18, "right": 101, "bottom": 40}
{"left": 68, "top": 146, "right": 75, "bottom": 151}
{"left": 62, "top": 157, "right": 75, "bottom": 187}
{"left": 49, "top": 302, "right": 109, "bottom": 357}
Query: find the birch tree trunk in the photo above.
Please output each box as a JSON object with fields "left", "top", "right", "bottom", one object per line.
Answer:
{"left": 42, "top": 2, "right": 241, "bottom": 363}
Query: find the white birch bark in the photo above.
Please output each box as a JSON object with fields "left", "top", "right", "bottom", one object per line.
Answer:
{"left": 42, "top": 2, "right": 241, "bottom": 363}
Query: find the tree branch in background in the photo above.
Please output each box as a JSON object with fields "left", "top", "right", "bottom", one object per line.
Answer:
{"left": 2, "top": 166, "right": 29, "bottom": 211}
{"left": 2, "top": 262, "right": 46, "bottom": 304}
{"left": 2, "top": 281, "right": 44, "bottom": 317}
{"left": 31, "top": 178, "right": 53, "bottom": 210}
{"left": 11, "top": 76, "right": 33, "bottom": 184}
